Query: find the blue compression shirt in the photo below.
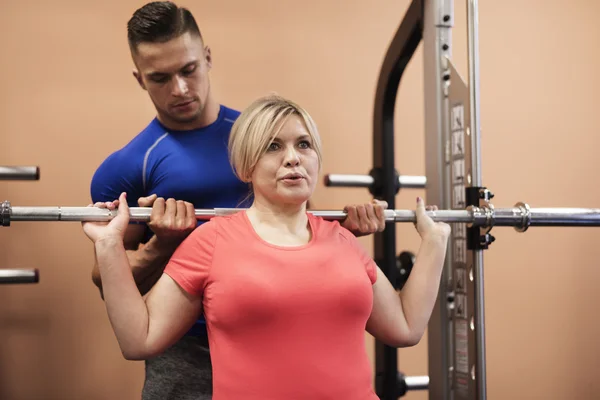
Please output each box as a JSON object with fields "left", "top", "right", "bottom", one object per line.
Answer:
{"left": 90, "top": 105, "right": 250, "bottom": 336}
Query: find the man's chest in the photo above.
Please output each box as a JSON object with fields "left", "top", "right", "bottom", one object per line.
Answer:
{"left": 144, "top": 138, "right": 248, "bottom": 208}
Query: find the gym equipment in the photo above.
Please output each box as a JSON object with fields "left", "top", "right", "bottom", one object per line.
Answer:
{"left": 0, "top": 269, "right": 39, "bottom": 284}
{"left": 2, "top": 201, "right": 600, "bottom": 231}
{"left": 0, "top": 166, "right": 40, "bottom": 181}
{"left": 325, "top": 173, "right": 426, "bottom": 193}
{"left": 0, "top": 2, "right": 592, "bottom": 398}
{"left": 322, "top": 0, "right": 595, "bottom": 399}
{"left": 398, "top": 373, "right": 429, "bottom": 396}
{"left": 1, "top": 165, "right": 41, "bottom": 284}
{"left": 396, "top": 251, "right": 415, "bottom": 290}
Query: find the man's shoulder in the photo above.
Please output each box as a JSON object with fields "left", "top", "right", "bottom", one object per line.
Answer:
{"left": 123, "top": 117, "right": 170, "bottom": 151}
{"left": 100, "top": 119, "right": 166, "bottom": 164}
{"left": 91, "top": 118, "right": 165, "bottom": 181}
{"left": 219, "top": 104, "right": 241, "bottom": 124}
{"left": 221, "top": 104, "right": 241, "bottom": 117}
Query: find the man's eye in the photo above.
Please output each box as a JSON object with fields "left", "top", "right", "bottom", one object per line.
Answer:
{"left": 183, "top": 66, "right": 197, "bottom": 75}
{"left": 152, "top": 76, "right": 169, "bottom": 83}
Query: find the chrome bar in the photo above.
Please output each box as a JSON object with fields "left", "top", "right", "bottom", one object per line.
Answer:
{"left": 529, "top": 208, "right": 600, "bottom": 226}
{"left": 324, "top": 174, "right": 375, "bottom": 187}
{"left": 424, "top": 0, "right": 454, "bottom": 397}
{"left": 4, "top": 201, "right": 600, "bottom": 228}
{"left": 467, "top": 0, "right": 482, "bottom": 186}
{"left": 323, "top": 174, "right": 426, "bottom": 189}
{"left": 400, "top": 175, "right": 427, "bottom": 189}
{"left": 467, "top": 0, "right": 486, "bottom": 398}
{"left": 0, "top": 269, "right": 39, "bottom": 284}
{"left": 405, "top": 375, "right": 430, "bottom": 391}
{"left": 5, "top": 205, "right": 450, "bottom": 224}
{"left": 0, "top": 166, "right": 40, "bottom": 181}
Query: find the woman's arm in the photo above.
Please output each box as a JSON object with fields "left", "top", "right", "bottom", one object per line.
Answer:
{"left": 95, "top": 236, "right": 202, "bottom": 360}
{"left": 366, "top": 197, "right": 450, "bottom": 347}
{"left": 84, "top": 192, "right": 203, "bottom": 360}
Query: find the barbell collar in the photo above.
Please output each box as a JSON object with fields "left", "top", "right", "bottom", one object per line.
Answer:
{"left": 514, "top": 202, "right": 531, "bottom": 232}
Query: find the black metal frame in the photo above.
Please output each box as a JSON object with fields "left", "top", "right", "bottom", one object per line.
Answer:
{"left": 371, "top": 0, "right": 424, "bottom": 398}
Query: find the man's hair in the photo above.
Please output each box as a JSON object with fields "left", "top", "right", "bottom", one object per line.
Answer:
{"left": 127, "top": 1, "right": 202, "bottom": 52}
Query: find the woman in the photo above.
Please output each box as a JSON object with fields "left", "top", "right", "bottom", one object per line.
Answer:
{"left": 83, "top": 94, "right": 450, "bottom": 399}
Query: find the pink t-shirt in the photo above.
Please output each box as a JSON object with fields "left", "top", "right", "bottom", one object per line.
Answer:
{"left": 164, "top": 210, "right": 379, "bottom": 400}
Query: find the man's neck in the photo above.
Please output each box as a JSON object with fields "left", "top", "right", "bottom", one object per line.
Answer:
{"left": 159, "top": 94, "right": 220, "bottom": 131}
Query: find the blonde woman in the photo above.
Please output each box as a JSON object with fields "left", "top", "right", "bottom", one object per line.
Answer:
{"left": 83, "top": 95, "right": 450, "bottom": 399}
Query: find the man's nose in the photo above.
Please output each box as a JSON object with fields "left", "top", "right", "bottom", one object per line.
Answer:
{"left": 171, "top": 76, "right": 188, "bottom": 96}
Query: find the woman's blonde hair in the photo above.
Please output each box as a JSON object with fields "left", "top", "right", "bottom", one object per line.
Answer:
{"left": 228, "top": 94, "right": 323, "bottom": 183}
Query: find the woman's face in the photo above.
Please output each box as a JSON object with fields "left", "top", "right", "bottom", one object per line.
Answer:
{"left": 250, "top": 115, "right": 320, "bottom": 208}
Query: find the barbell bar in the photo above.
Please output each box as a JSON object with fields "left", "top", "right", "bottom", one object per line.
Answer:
{"left": 2, "top": 200, "right": 600, "bottom": 232}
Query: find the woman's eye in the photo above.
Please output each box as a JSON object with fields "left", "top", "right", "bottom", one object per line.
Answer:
{"left": 299, "top": 140, "right": 311, "bottom": 149}
{"left": 268, "top": 142, "right": 280, "bottom": 151}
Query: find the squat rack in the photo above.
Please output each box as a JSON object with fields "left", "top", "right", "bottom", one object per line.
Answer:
{"left": 326, "top": 0, "right": 491, "bottom": 398}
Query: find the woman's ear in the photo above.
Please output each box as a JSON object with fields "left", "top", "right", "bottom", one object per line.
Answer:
{"left": 243, "top": 168, "right": 254, "bottom": 183}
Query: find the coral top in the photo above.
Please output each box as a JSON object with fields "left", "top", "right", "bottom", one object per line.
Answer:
{"left": 164, "top": 210, "right": 379, "bottom": 399}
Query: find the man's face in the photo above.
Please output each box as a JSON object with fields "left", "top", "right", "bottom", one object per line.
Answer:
{"left": 132, "top": 32, "right": 212, "bottom": 130}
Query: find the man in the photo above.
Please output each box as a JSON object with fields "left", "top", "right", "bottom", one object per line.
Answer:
{"left": 89, "top": 2, "right": 388, "bottom": 399}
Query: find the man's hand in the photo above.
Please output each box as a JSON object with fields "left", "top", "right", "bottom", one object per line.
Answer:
{"left": 341, "top": 199, "right": 388, "bottom": 237}
{"left": 138, "top": 194, "right": 197, "bottom": 247}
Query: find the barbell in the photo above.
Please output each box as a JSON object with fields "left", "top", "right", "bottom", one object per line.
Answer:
{"left": 2, "top": 200, "right": 600, "bottom": 232}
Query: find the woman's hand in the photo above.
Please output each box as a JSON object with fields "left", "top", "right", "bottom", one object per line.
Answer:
{"left": 414, "top": 197, "right": 451, "bottom": 241}
{"left": 82, "top": 192, "right": 131, "bottom": 244}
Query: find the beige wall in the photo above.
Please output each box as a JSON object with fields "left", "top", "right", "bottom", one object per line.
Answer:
{"left": 1, "top": 0, "right": 599, "bottom": 399}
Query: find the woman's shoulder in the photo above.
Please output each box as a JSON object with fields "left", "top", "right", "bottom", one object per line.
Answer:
{"left": 187, "top": 211, "right": 246, "bottom": 241}
{"left": 201, "top": 210, "right": 247, "bottom": 229}
{"left": 308, "top": 213, "right": 353, "bottom": 240}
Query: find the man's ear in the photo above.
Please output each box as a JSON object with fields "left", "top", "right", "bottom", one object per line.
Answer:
{"left": 204, "top": 46, "right": 213, "bottom": 70}
{"left": 132, "top": 69, "right": 146, "bottom": 90}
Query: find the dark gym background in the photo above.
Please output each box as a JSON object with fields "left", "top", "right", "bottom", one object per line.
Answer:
{"left": 1, "top": 0, "right": 599, "bottom": 399}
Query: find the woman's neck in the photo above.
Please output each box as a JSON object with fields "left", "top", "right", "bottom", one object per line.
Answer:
{"left": 246, "top": 198, "right": 311, "bottom": 246}
{"left": 247, "top": 198, "right": 307, "bottom": 232}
